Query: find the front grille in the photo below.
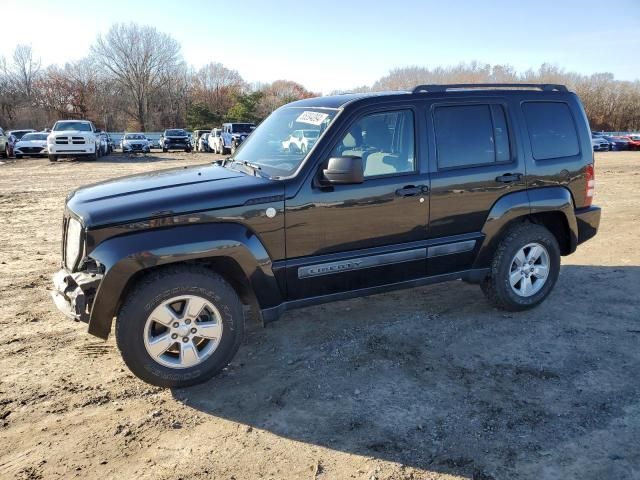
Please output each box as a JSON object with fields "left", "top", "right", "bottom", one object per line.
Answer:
{"left": 56, "top": 137, "right": 69, "bottom": 144}
{"left": 19, "top": 147, "right": 45, "bottom": 153}
{"left": 71, "top": 137, "right": 86, "bottom": 145}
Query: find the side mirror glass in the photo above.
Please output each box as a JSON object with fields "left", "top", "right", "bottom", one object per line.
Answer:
{"left": 323, "top": 156, "right": 364, "bottom": 184}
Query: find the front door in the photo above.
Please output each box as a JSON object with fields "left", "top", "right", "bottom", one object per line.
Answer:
{"left": 284, "top": 107, "right": 430, "bottom": 300}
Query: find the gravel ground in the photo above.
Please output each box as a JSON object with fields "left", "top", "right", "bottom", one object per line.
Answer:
{"left": 0, "top": 151, "right": 638, "bottom": 480}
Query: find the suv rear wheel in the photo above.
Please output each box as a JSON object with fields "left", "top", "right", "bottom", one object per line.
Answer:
{"left": 481, "top": 222, "right": 560, "bottom": 311}
{"left": 116, "top": 266, "right": 244, "bottom": 388}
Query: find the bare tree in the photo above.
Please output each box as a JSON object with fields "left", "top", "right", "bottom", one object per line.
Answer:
{"left": 10, "top": 44, "right": 41, "bottom": 98}
{"left": 91, "top": 23, "right": 183, "bottom": 131}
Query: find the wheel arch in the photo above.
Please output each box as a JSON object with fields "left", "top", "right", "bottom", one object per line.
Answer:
{"left": 86, "top": 222, "right": 283, "bottom": 339}
{"left": 473, "top": 187, "right": 578, "bottom": 269}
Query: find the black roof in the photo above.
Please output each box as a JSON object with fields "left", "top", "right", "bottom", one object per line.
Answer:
{"left": 285, "top": 84, "right": 570, "bottom": 110}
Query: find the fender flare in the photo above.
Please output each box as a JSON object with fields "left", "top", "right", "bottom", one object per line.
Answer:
{"left": 473, "top": 187, "right": 578, "bottom": 268}
{"left": 86, "top": 222, "right": 283, "bottom": 339}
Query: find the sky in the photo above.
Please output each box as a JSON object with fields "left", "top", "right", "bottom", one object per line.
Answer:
{"left": 0, "top": 0, "right": 639, "bottom": 94}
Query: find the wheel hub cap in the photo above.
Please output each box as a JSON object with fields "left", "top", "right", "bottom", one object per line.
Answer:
{"left": 508, "top": 242, "right": 550, "bottom": 297}
{"left": 143, "top": 295, "right": 223, "bottom": 369}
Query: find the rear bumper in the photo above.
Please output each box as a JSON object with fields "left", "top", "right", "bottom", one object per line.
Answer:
{"left": 575, "top": 205, "right": 601, "bottom": 245}
{"left": 50, "top": 268, "right": 103, "bottom": 323}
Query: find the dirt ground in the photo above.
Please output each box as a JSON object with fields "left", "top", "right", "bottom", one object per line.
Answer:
{"left": 0, "top": 150, "right": 638, "bottom": 480}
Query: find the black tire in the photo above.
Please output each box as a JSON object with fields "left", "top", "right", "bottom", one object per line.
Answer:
{"left": 1, "top": 146, "right": 6, "bottom": 159}
{"left": 481, "top": 222, "right": 560, "bottom": 311}
{"left": 15, "top": 154, "right": 23, "bottom": 159}
{"left": 48, "top": 154, "right": 58, "bottom": 162}
{"left": 162, "top": 147, "right": 168, "bottom": 153}
{"left": 116, "top": 266, "right": 244, "bottom": 388}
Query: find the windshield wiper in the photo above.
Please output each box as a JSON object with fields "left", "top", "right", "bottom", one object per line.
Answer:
{"left": 217, "top": 157, "right": 269, "bottom": 178}
{"left": 237, "top": 160, "right": 270, "bottom": 178}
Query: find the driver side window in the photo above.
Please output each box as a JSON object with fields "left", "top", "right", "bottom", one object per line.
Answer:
{"left": 333, "top": 109, "right": 415, "bottom": 177}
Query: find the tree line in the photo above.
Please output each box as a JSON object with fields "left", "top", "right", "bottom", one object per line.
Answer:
{"left": 0, "top": 23, "right": 318, "bottom": 132}
{"left": 355, "top": 62, "right": 640, "bottom": 131}
{"left": 1, "top": 24, "right": 639, "bottom": 132}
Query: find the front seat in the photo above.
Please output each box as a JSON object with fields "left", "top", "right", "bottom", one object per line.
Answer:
{"left": 362, "top": 119, "right": 396, "bottom": 176}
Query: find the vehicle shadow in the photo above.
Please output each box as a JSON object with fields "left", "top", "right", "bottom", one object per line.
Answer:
{"left": 172, "top": 265, "right": 640, "bottom": 478}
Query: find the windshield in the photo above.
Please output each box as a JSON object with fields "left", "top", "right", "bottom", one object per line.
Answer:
{"left": 231, "top": 124, "right": 254, "bottom": 133}
{"left": 53, "top": 121, "right": 92, "bottom": 132}
{"left": 10, "top": 130, "right": 33, "bottom": 139}
{"left": 125, "top": 134, "right": 145, "bottom": 140}
{"left": 21, "top": 133, "right": 47, "bottom": 141}
{"left": 165, "top": 129, "right": 187, "bottom": 136}
{"left": 233, "top": 107, "right": 339, "bottom": 177}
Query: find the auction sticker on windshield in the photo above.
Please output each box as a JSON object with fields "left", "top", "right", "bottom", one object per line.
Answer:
{"left": 296, "top": 111, "right": 329, "bottom": 126}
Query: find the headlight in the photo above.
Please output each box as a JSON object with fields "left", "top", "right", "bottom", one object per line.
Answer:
{"left": 65, "top": 218, "right": 82, "bottom": 270}
{"left": 47, "top": 136, "right": 55, "bottom": 145}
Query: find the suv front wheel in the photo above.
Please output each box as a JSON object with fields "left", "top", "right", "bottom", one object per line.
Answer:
{"left": 481, "top": 222, "right": 560, "bottom": 311}
{"left": 116, "top": 266, "right": 244, "bottom": 388}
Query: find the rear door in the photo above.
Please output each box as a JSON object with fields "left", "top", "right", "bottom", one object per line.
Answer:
{"left": 425, "top": 97, "right": 527, "bottom": 274}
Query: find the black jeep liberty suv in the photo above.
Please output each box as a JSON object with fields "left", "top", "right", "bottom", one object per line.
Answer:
{"left": 52, "top": 84, "right": 601, "bottom": 387}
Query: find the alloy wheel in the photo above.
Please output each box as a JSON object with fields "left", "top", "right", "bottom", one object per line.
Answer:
{"left": 143, "top": 295, "right": 223, "bottom": 369}
{"left": 508, "top": 242, "right": 550, "bottom": 297}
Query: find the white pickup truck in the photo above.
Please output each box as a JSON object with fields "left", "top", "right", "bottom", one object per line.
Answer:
{"left": 47, "top": 120, "right": 100, "bottom": 162}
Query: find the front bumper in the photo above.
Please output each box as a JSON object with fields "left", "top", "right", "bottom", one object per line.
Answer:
{"left": 15, "top": 147, "right": 47, "bottom": 156}
{"left": 123, "top": 145, "right": 150, "bottom": 153}
{"left": 575, "top": 205, "right": 601, "bottom": 245}
{"left": 164, "top": 142, "right": 190, "bottom": 149}
{"left": 48, "top": 145, "right": 95, "bottom": 155}
{"left": 51, "top": 268, "right": 103, "bottom": 323}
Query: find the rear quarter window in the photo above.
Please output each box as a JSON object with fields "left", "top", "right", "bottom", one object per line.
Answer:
{"left": 522, "top": 102, "right": 580, "bottom": 160}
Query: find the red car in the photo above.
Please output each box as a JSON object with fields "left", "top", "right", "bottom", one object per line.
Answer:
{"left": 625, "top": 136, "right": 640, "bottom": 151}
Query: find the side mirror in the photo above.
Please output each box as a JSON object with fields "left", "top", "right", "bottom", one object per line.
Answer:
{"left": 323, "top": 156, "right": 364, "bottom": 184}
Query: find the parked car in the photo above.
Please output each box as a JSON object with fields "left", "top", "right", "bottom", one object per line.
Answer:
{"left": 192, "top": 129, "right": 210, "bottom": 152}
{"left": 121, "top": 133, "right": 150, "bottom": 154}
{"left": 160, "top": 129, "right": 191, "bottom": 152}
{"left": 281, "top": 129, "right": 320, "bottom": 154}
{"left": 591, "top": 134, "right": 610, "bottom": 151}
{"left": 626, "top": 135, "right": 640, "bottom": 151}
{"left": 5, "top": 133, "right": 17, "bottom": 158}
{"left": 7, "top": 129, "right": 36, "bottom": 141}
{"left": 97, "top": 132, "right": 112, "bottom": 156}
{"left": 0, "top": 128, "right": 9, "bottom": 158}
{"left": 14, "top": 132, "right": 49, "bottom": 158}
{"left": 146, "top": 135, "right": 161, "bottom": 149}
{"left": 217, "top": 122, "right": 255, "bottom": 155}
{"left": 51, "top": 83, "right": 601, "bottom": 388}
{"left": 47, "top": 120, "right": 100, "bottom": 162}
{"left": 603, "top": 136, "right": 629, "bottom": 151}
{"left": 208, "top": 128, "right": 222, "bottom": 153}
{"left": 198, "top": 133, "right": 210, "bottom": 152}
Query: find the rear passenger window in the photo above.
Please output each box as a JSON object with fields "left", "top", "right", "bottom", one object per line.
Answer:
{"left": 522, "top": 102, "right": 579, "bottom": 160}
{"left": 434, "top": 104, "right": 511, "bottom": 169}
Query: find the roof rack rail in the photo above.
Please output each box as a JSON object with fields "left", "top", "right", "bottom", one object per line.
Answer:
{"left": 412, "top": 83, "right": 568, "bottom": 94}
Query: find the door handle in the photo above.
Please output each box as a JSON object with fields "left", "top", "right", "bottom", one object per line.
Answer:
{"left": 396, "top": 185, "right": 428, "bottom": 197}
{"left": 495, "top": 173, "right": 523, "bottom": 183}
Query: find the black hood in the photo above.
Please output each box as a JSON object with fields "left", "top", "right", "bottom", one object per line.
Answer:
{"left": 67, "top": 164, "right": 283, "bottom": 227}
